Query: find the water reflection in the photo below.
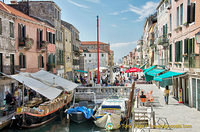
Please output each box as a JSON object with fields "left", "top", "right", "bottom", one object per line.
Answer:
{"left": 2, "top": 116, "right": 127, "bottom": 132}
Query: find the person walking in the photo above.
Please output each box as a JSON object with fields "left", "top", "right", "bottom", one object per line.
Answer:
{"left": 164, "top": 86, "right": 169, "bottom": 105}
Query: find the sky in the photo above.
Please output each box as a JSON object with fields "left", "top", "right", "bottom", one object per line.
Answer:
{"left": 5, "top": 0, "right": 160, "bottom": 62}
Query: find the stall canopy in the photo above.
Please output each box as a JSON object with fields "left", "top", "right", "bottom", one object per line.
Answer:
{"left": 154, "top": 71, "right": 186, "bottom": 82}
{"left": 31, "top": 70, "right": 78, "bottom": 91}
{"left": 75, "top": 70, "right": 88, "bottom": 73}
{"left": 146, "top": 69, "right": 166, "bottom": 77}
{"left": 145, "top": 69, "right": 166, "bottom": 82}
{"left": 139, "top": 63, "right": 148, "bottom": 70}
{"left": 144, "top": 65, "right": 156, "bottom": 74}
{"left": 10, "top": 73, "right": 62, "bottom": 100}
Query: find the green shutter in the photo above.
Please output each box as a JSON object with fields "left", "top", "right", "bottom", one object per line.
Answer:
{"left": 166, "top": 24, "right": 168, "bottom": 35}
{"left": 23, "top": 55, "right": 26, "bottom": 68}
{"left": 192, "top": 38, "right": 195, "bottom": 53}
{"left": 38, "top": 55, "right": 40, "bottom": 68}
{"left": 19, "top": 54, "right": 22, "bottom": 68}
{"left": 0, "top": 18, "right": 2, "bottom": 35}
{"left": 41, "top": 56, "right": 44, "bottom": 68}
{"left": 169, "top": 44, "right": 172, "bottom": 62}
{"left": 184, "top": 39, "right": 188, "bottom": 54}
{"left": 180, "top": 41, "right": 182, "bottom": 62}
{"left": 53, "top": 54, "right": 55, "bottom": 64}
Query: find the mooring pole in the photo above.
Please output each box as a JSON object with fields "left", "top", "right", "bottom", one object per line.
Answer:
{"left": 97, "top": 16, "right": 100, "bottom": 84}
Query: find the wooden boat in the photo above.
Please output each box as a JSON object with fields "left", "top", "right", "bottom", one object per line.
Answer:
{"left": 14, "top": 92, "right": 73, "bottom": 128}
{"left": 0, "top": 113, "right": 15, "bottom": 130}
{"left": 66, "top": 92, "right": 97, "bottom": 123}
{"left": 94, "top": 97, "right": 127, "bottom": 130}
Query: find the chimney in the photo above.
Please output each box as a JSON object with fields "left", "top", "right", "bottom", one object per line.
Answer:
{"left": 10, "top": 0, "right": 17, "bottom": 4}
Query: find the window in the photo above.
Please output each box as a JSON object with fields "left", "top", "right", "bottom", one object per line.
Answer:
{"left": 0, "top": 53, "right": 3, "bottom": 73}
{"left": 187, "top": 0, "right": 191, "bottom": 6}
{"left": 38, "top": 55, "right": 44, "bottom": 68}
{"left": 0, "top": 18, "right": 2, "bottom": 35}
{"left": 58, "top": 11, "right": 60, "bottom": 20}
{"left": 190, "top": 3, "right": 195, "bottom": 23}
{"left": 89, "top": 54, "right": 91, "bottom": 57}
{"left": 170, "top": 14, "right": 172, "bottom": 31}
{"left": 19, "top": 53, "right": 26, "bottom": 68}
{"left": 180, "top": 4, "right": 183, "bottom": 25}
{"left": 177, "top": 6, "right": 179, "bottom": 27}
{"left": 89, "top": 60, "right": 91, "bottom": 63}
{"left": 18, "top": 24, "right": 26, "bottom": 46}
{"left": 84, "top": 54, "right": 86, "bottom": 57}
{"left": 102, "top": 54, "right": 104, "bottom": 57}
{"left": 9, "top": 22, "right": 14, "bottom": 38}
{"left": 55, "top": 8, "right": 57, "bottom": 19}
{"left": 37, "top": 29, "right": 43, "bottom": 49}
{"left": 175, "top": 41, "right": 182, "bottom": 62}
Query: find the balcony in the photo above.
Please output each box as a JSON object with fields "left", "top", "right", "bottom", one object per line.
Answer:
{"left": 158, "top": 35, "right": 169, "bottom": 46}
{"left": 73, "top": 59, "right": 80, "bottom": 66}
{"left": 0, "top": 65, "right": 19, "bottom": 75}
{"left": 40, "top": 41, "right": 48, "bottom": 52}
{"left": 19, "top": 37, "right": 33, "bottom": 50}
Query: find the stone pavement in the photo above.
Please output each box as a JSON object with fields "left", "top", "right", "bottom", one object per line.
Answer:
{"left": 134, "top": 84, "right": 200, "bottom": 132}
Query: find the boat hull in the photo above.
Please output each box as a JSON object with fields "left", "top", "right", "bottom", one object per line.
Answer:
{"left": 69, "top": 112, "right": 88, "bottom": 123}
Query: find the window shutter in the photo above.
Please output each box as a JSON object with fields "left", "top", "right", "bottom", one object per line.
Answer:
{"left": 18, "top": 24, "right": 21, "bottom": 43}
{"left": 37, "top": 29, "right": 39, "bottom": 49}
{"left": 41, "top": 56, "right": 44, "bottom": 68}
{"left": 0, "top": 18, "right": 2, "bottom": 35}
{"left": 19, "top": 54, "right": 22, "bottom": 68}
{"left": 23, "top": 55, "right": 26, "bottom": 68}
{"left": 192, "top": 38, "right": 195, "bottom": 54}
{"left": 38, "top": 55, "right": 40, "bottom": 68}
{"left": 190, "top": 3, "right": 194, "bottom": 23}
{"left": 53, "top": 54, "right": 55, "bottom": 64}
{"left": 40, "top": 30, "right": 43, "bottom": 48}
{"left": 187, "top": 5, "right": 191, "bottom": 23}
{"left": 192, "top": 3, "right": 195, "bottom": 22}
{"left": 165, "top": 24, "right": 168, "bottom": 35}
{"left": 23, "top": 25, "right": 26, "bottom": 39}
{"left": 180, "top": 41, "right": 182, "bottom": 62}
{"left": 184, "top": 39, "right": 189, "bottom": 54}
{"left": 53, "top": 34, "right": 55, "bottom": 44}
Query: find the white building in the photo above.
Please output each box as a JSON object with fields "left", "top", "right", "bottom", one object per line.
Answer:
{"left": 156, "top": 0, "right": 170, "bottom": 66}
{"left": 82, "top": 49, "right": 108, "bottom": 71}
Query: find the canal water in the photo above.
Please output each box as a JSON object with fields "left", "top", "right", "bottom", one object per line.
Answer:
{"left": 2, "top": 116, "right": 128, "bottom": 132}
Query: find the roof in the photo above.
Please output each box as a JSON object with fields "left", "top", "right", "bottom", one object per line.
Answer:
{"left": 0, "top": 1, "right": 39, "bottom": 23}
{"left": 83, "top": 49, "right": 107, "bottom": 53}
{"left": 61, "top": 20, "right": 79, "bottom": 33}
{"left": 81, "top": 41, "right": 109, "bottom": 45}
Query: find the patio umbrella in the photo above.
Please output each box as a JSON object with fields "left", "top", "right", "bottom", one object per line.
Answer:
{"left": 125, "top": 67, "right": 143, "bottom": 73}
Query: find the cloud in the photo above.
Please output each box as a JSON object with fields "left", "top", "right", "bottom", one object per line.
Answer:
{"left": 111, "top": 24, "right": 117, "bottom": 27}
{"left": 129, "top": 1, "right": 159, "bottom": 21}
{"left": 121, "top": 17, "right": 128, "bottom": 20}
{"left": 111, "top": 41, "right": 137, "bottom": 48}
{"left": 109, "top": 10, "right": 129, "bottom": 16}
{"left": 85, "top": 0, "right": 100, "bottom": 3}
{"left": 68, "top": 0, "right": 89, "bottom": 8}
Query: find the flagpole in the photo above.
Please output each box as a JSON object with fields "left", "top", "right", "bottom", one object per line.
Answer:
{"left": 97, "top": 16, "right": 100, "bottom": 84}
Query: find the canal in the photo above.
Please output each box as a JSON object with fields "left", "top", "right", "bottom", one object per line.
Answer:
{"left": 2, "top": 116, "right": 128, "bottom": 132}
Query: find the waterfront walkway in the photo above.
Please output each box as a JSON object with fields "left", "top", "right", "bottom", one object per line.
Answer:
{"left": 135, "top": 84, "right": 200, "bottom": 132}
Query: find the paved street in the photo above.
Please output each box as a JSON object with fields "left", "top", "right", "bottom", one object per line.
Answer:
{"left": 135, "top": 84, "right": 200, "bottom": 132}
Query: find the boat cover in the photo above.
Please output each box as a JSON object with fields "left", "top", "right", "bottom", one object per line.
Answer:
{"left": 67, "top": 106, "right": 94, "bottom": 119}
{"left": 31, "top": 70, "right": 78, "bottom": 91}
{"left": 10, "top": 73, "right": 62, "bottom": 100}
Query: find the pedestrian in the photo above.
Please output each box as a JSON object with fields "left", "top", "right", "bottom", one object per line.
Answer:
{"left": 140, "top": 91, "right": 146, "bottom": 106}
{"left": 5, "top": 91, "right": 12, "bottom": 105}
{"left": 164, "top": 86, "right": 169, "bottom": 105}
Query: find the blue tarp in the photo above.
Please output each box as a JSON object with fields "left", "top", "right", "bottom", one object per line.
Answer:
{"left": 67, "top": 106, "right": 93, "bottom": 119}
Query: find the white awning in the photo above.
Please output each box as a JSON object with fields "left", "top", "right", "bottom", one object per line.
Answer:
{"left": 30, "top": 70, "right": 78, "bottom": 91}
{"left": 10, "top": 73, "right": 62, "bottom": 100}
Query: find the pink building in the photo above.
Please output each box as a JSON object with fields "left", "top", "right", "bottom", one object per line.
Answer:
{"left": 0, "top": 2, "right": 56, "bottom": 73}
{"left": 168, "top": 0, "right": 200, "bottom": 109}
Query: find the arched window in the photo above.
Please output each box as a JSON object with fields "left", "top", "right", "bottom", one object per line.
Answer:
{"left": 19, "top": 53, "right": 26, "bottom": 68}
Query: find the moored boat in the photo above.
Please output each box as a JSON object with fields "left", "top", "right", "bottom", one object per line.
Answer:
{"left": 94, "top": 97, "right": 127, "bottom": 130}
{"left": 66, "top": 92, "right": 97, "bottom": 123}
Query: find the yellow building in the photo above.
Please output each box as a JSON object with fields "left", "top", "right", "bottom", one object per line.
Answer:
{"left": 61, "top": 25, "right": 73, "bottom": 80}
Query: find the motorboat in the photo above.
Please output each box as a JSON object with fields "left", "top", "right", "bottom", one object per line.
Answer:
{"left": 94, "top": 96, "right": 127, "bottom": 130}
{"left": 66, "top": 92, "right": 97, "bottom": 123}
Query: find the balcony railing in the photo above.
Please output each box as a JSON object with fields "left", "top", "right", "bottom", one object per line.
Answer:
{"left": 19, "top": 37, "right": 33, "bottom": 50}
{"left": 73, "top": 59, "right": 80, "bottom": 66}
{"left": 158, "top": 35, "right": 169, "bottom": 46}
{"left": 0, "top": 65, "right": 19, "bottom": 75}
